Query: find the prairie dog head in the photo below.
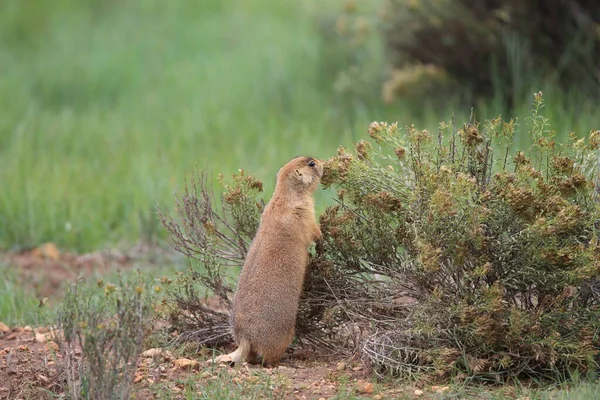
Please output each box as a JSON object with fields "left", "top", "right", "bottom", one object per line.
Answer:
{"left": 276, "top": 156, "right": 324, "bottom": 194}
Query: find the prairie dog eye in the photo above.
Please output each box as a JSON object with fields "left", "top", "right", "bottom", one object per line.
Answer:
{"left": 308, "top": 160, "right": 316, "bottom": 167}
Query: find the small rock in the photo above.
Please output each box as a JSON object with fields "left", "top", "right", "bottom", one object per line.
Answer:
{"left": 318, "top": 398, "right": 326, "bottom": 400}
{"left": 0, "top": 322, "right": 10, "bottom": 333}
{"left": 357, "top": 380, "right": 374, "bottom": 394}
{"left": 432, "top": 385, "right": 450, "bottom": 393}
{"left": 208, "top": 354, "right": 232, "bottom": 365}
{"left": 414, "top": 389, "right": 424, "bottom": 396}
{"left": 38, "top": 375, "right": 50, "bottom": 384}
{"left": 12, "top": 327, "right": 23, "bottom": 333}
{"left": 173, "top": 358, "right": 199, "bottom": 369}
{"left": 33, "top": 242, "right": 61, "bottom": 260}
{"left": 142, "top": 348, "right": 164, "bottom": 358}
{"left": 17, "top": 345, "right": 30, "bottom": 352}
{"left": 351, "top": 365, "right": 363, "bottom": 371}
{"left": 35, "top": 333, "right": 47, "bottom": 343}
{"left": 45, "top": 341, "right": 59, "bottom": 352}
{"left": 336, "top": 362, "right": 346, "bottom": 371}
{"left": 374, "top": 395, "right": 383, "bottom": 400}
{"left": 23, "top": 326, "right": 32, "bottom": 332}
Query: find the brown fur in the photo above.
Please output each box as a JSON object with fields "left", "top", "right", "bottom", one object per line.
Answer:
{"left": 217, "top": 156, "right": 324, "bottom": 366}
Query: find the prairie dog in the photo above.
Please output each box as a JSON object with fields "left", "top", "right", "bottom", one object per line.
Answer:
{"left": 217, "top": 156, "right": 324, "bottom": 366}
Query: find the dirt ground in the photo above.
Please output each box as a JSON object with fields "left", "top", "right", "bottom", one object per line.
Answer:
{"left": 0, "top": 324, "right": 431, "bottom": 400}
{"left": 1, "top": 243, "right": 146, "bottom": 300}
{"left": 0, "top": 244, "right": 130, "bottom": 398}
{"left": 0, "top": 245, "right": 492, "bottom": 399}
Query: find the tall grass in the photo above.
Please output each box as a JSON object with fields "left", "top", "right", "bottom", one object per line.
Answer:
{"left": 0, "top": 0, "right": 598, "bottom": 251}
{"left": 0, "top": 0, "right": 360, "bottom": 251}
{"left": 0, "top": 264, "right": 52, "bottom": 326}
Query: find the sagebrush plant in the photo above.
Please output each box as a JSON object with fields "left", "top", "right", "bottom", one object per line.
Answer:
{"left": 322, "top": 92, "right": 600, "bottom": 380}
{"left": 56, "top": 272, "right": 159, "bottom": 400}
{"left": 162, "top": 93, "right": 599, "bottom": 381}
{"left": 160, "top": 171, "right": 263, "bottom": 347}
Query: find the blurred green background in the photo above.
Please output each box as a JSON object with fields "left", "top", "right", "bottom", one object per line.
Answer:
{"left": 1, "top": 0, "right": 598, "bottom": 251}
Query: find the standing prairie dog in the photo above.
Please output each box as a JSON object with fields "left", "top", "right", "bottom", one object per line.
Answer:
{"left": 216, "top": 156, "right": 324, "bottom": 366}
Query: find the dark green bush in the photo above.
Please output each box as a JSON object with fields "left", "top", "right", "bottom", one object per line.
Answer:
{"left": 321, "top": 92, "right": 600, "bottom": 380}
{"left": 382, "top": 0, "right": 600, "bottom": 103}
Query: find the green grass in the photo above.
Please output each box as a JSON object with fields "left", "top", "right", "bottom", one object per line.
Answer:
{"left": 0, "top": 264, "right": 53, "bottom": 326}
{"left": 456, "top": 380, "right": 600, "bottom": 400}
{"left": 133, "top": 360, "right": 600, "bottom": 400}
{"left": 1, "top": 0, "right": 598, "bottom": 252}
{"left": 0, "top": 0, "right": 368, "bottom": 251}
{"left": 150, "top": 366, "right": 286, "bottom": 399}
{"left": 544, "top": 382, "right": 600, "bottom": 400}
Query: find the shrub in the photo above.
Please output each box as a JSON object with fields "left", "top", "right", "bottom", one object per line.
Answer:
{"left": 56, "top": 273, "right": 157, "bottom": 400}
{"left": 162, "top": 93, "right": 599, "bottom": 381}
{"left": 322, "top": 92, "right": 600, "bottom": 380}
{"left": 159, "top": 171, "right": 261, "bottom": 348}
{"left": 382, "top": 0, "right": 600, "bottom": 104}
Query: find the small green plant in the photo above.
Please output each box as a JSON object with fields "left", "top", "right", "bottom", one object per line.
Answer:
{"left": 56, "top": 272, "right": 158, "bottom": 400}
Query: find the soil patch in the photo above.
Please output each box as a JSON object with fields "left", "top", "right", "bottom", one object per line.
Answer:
{"left": 0, "top": 326, "right": 66, "bottom": 399}
{"left": 1, "top": 243, "right": 170, "bottom": 300}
